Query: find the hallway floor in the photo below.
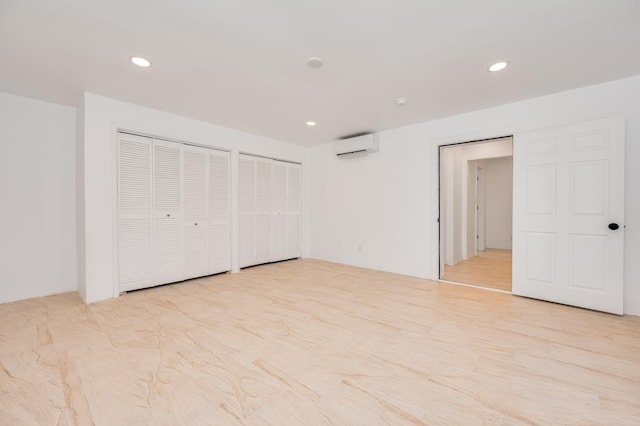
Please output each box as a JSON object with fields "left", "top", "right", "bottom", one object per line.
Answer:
{"left": 442, "top": 248, "right": 512, "bottom": 292}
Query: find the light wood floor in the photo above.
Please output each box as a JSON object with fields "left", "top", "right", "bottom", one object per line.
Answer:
{"left": 1, "top": 259, "right": 639, "bottom": 425}
{"left": 443, "top": 248, "right": 512, "bottom": 292}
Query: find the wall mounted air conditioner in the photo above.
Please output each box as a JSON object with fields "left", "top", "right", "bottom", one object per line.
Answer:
{"left": 335, "top": 134, "right": 379, "bottom": 157}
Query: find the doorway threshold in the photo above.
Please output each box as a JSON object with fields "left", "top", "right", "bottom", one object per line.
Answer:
{"left": 437, "top": 279, "right": 512, "bottom": 295}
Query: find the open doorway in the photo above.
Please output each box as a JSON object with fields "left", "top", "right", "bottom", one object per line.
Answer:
{"left": 439, "top": 137, "right": 513, "bottom": 292}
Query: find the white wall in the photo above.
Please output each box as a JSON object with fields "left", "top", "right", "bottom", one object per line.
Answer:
{"left": 466, "top": 159, "right": 485, "bottom": 257}
{"left": 80, "top": 93, "right": 308, "bottom": 303}
{"left": 309, "top": 75, "right": 640, "bottom": 315}
{"left": 0, "top": 93, "right": 77, "bottom": 303}
{"left": 485, "top": 156, "right": 513, "bottom": 250}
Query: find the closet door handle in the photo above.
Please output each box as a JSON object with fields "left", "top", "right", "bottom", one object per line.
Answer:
{"left": 166, "top": 213, "right": 171, "bottom": 218}
{"left": 608, "top": 223, "right": 619, "bottom": 230}
{"left": 195, "top": 222, "right": 198, "bottom": 226}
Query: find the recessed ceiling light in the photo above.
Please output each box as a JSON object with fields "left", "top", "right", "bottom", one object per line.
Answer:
{"left": 307, "top": 57, "right": 323, "bottom": 69}
{"left": 488, "top": 61, "right": 508, "bottom": 72}
{"left": 131, "top": 56, "right": 152, "bottom": 67}
{"left": 306, "top": 121, "right": 317, "bottom": 126}
{"left": 395, "top": 97, "right": 407, "bottom": 106}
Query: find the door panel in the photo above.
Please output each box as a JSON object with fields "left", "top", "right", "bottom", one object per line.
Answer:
{"left": 183, "top": 145, "right": 209, "bottom": 279}
{"left": 209, "top": 150, "right": 231, "bottom": 274}
{"left": 118, "top": 133, "right": 153, "bottom": 291}
{"left": 239, "top": 155, "right": 256, "bottom": 267}
{"left": 210, "top": 224, "right": 230, "bottom": 273}
{"left": 239, "top": 155, "right": 301, "bottom": 268}
{"left": 287, "top": 214, "right": 301, "bottom": 257}
{"left": 286, "top": 163, "right": 302, "bottom": 259}
{"left": 154, "top": 217, "right": 183, "bottom": 285}
{"left": 153, "top": 139, "right": 183, "bottom": 285}
{"left": 239, "top": 215, "right": 254, "bottom": 267}
{"left": 271, "top": 162, "right": 287, "bottom": 261}
{"left": 271, "top": 214, "right": 287, "bottom": 261}
{"left": 569, "top": 235, "right": 605, "bottom": 291}
{"left": 513, "top": 118, "right": 624, "bottom": 314}
{"left": 255, "top": 158, "right": 272, "bottom": 264}
{"left": 255, "top": 214, "right": 272, "bottom": 264}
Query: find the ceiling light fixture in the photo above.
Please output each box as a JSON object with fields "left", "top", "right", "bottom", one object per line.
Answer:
{"left": 131, "top": 56, "right": 152, "bottom": 67}
{"left": 488, "top": 61, "right": 508, "bottom": 72}
{"left": 306, "top": 121, "right": 317, "bottom": 126}
{"left": 307, "top": 57, "right": 323, "bottom": 69}
{"left": 395, "top": 97, "right": 407, "bottom": 106}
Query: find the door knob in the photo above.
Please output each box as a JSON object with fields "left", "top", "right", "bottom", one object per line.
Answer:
{"left": 608, "top": 223, "right": 619, "bottom": 230}
{"left": 166, "top": 214, "right": 171, "bottom": 218}
{"left": 195, "top": 223, "right": 198, "bottom": 226}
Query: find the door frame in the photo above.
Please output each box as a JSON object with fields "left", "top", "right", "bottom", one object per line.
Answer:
{"left": 475, "top": 165, "right": 485, "bottom": 255}
{"left": 435, "top": 125, "right": 522, "bottom": 287}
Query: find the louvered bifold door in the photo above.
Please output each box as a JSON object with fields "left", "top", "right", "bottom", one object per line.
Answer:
{"left": 271, "top": 161, "right": 288, "bottom": 261}
{"left": 153, "top": 139, "right": 183, "bottom": 285}
{"left": 118, "top": 133, "right": 153, "bottom": 291}
{"left": 239, "top": 155, "right": 256, "bottom": 267}
{"left": 209, "top": 150, "right": 231, "bottom": 274}
{"left": 286, "top": 163, "right": 302, "bottom": 259}
{"left": 183, "top": 145, "right": 209, "bottom": 280}
{"left": 255, "top": 157, "right": 273, "bottom": 265}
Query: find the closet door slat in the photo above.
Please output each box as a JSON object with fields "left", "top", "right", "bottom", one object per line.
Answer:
{"left": 286, "top": 163, "right": 302, "bottom": 259}
{"left": 183, "top": 145, "right": 209, "bottom": 280}
{"left": 209, "top": 150, "right": 231, "bottom": 274}
{"left": 239, "top": 155, "right": 256, "bottom": 267}
{"left": 153, "top": 139, "right": 183, "bottom": 285}
{"left": 118, "top": 133, "right": 153, "bottom": 291}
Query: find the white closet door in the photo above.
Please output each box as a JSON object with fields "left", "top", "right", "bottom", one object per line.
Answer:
{"left": 239, "top": 155, "right": 301, "bottom": 268}
{"left": 271, "top": 161, "right": 288, "bottom": 261}
{"left": 209, "top": 150, "right": 231, "bottom": 274}
{"left": 153, "top": 139, "right": 183, "bottom": 285}
{"left": 183, "top": 145, "right": 209, "bottom": 280}
{"left": 239, "top": 155, "right": 256, "bottom": 267}
{"left": 255, "top": 157, "right": 273, "bottom": 265}
{"left": 286, "top": 163, "right": 302, "bottom": 259}
{"left": 118, "top": 133, "right": 153, "bottom": 291}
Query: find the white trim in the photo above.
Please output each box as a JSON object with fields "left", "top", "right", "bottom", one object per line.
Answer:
{"left": 238, "top": 150, "right": 302, "bottom": 165}
{"left": 431, "top": 125, "right": 522, "bottom": 282}
{"left": 438, "top": 279, "right": 512, "bottom": 295}
{"left": 111, "top": 124, "right": 120, "bottom": 298}
{"left": 117, "top": 129, "right": 231, "bottom": 154}
{"left": 432, "top": 125, "right": 523, "bottom": 147}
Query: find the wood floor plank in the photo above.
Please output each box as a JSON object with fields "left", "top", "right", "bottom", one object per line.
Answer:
{"left": 0, "top": 258, "right": 638, "bottom": 425}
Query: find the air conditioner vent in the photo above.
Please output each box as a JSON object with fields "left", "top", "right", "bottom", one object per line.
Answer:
{"left": 334, "top": 134, "right": 379, "bottom": 157}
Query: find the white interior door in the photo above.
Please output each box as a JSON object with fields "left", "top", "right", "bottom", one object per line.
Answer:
{"left": 239, "top": 154, "right": 300, "bottom": 268}
{"left": 238, "top": 155, "right": 256, "bottom": 267}
{"left": 476, "top": 166, "right": 485, "bottom": 253}
{"left": 255, "top": 157, "right": 273, "bottom": 265}
{"left": 153, "top": 139, "right": 183, "bottom": 285}
{"left": 286, "top": 163, "right": 302, "bottom": 259}
{"left": 513, "top": 117, "right": 624, "bottom": 314}
{"left": 209, "top": 149, "right": 231, "bottom": 274}
{"left": 118, "top": 133, "right": 153, "bottom": 291}
{"left": 183, "top": 145, "right": 209, "bottom": 280}
{"left": 271, "top": 161, "right": 288, "bottom": 261}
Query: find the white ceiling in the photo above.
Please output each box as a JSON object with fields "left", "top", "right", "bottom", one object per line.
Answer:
{"left": 1, "top": 0, "right": 639, "bottom": 146}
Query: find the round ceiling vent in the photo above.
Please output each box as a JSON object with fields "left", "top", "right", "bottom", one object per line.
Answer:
{"left": 307, "top": 57, "right": 324, "bottom": 69}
